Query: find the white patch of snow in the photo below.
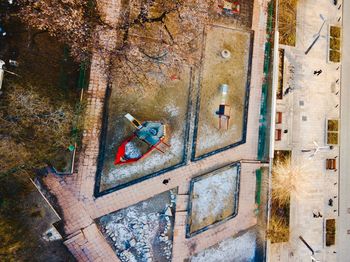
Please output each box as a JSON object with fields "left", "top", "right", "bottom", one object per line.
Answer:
{"left": 100, "top": 191, "right": 176, "bottom": 262}
{"left": 196, "top": 123, "right": 239, "bottom": 153}
{"left": 104, "top": 131, "right": 183, "bottom": 185}
{"left": 191, "top": 166, "right": 238, "bottom": 226}
{"left": 42, "top": 226, "right": 62, "bottom": 241}
{"left": 191, "top": 230, "right": 256, "bottom": 262}
{"left": 125, "top": 142, "right": 142, "bottom": 159}
{"left": 164, "top": 103, "right": 180, "bottom": 117}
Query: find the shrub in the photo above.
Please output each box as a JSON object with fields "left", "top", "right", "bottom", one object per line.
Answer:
{"left": 330, "top": 26, "right": 341, "bottom": 38}
{"left": 267, "top": 215, "right": 289, "bottom": 243}
{"left": 329, "top": 50, "right": 340, "bottom": 63}
{"left": 0, "top": 83, "right": 74, "bottom": 175}
{"left": 278, "top": 0, "right": 298, "bottom": 46}
{"left": 330, "top": 38, "right": 340, "bottom": 51}
{"left": 326, "top": 219, "right": 336, "bottom": 246}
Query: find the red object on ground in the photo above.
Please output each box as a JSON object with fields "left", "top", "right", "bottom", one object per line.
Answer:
{"left": 114, "top": 119, "right": 170, "bottom": 166}
{"left": 114, "top": 135, "right": 140, "bottom": 165}
{"left": 114, "top": 136, "right": 167, "bottom": 165}
{"left": 218, "top": 1, "right": 240, "bottom": 14}
{"left": 170, "top": 74, "right": 178, "bottom": 80}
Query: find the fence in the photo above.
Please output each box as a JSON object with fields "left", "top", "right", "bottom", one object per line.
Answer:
{"left": 52, "top": 53, "right": 89, "bottom": 175}
{"left": 257, "top": 1, "right": 274, "bottom": 161}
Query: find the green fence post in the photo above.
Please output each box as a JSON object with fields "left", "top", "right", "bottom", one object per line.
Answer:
{"left": 257, "top": 1, "right": 274, "bottom": 161}
{"left": 78, "top": 61, "right": 88, "bottom": 90}
{"left": 255, "top": 169, "right": 262, "bottom": 206}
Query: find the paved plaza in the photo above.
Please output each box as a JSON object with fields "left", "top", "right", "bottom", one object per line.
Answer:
{"left": 35, "top": 0, "right": 272, "bottom": 261}
{"left": 268, "top": 0, "right": 345, "bottom": 261}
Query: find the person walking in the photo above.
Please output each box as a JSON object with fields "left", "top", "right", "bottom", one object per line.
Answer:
{"left": 162, "top": 178, "right": 170, "bottom": 185}
{"left": 328, "top": 199, "right": 334, "bottom": 206}
{"left": 312, "top": 209, "right": 323, "bottom": 218}
{"left": 316, "top": 69, "right": 323, "bottom": 76}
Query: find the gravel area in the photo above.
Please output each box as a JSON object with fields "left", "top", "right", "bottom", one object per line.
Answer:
{"left": 97, "top": 190, "right": 177, "bottom": 262}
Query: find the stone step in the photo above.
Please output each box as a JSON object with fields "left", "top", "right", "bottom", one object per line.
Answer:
{"left": 176, "top": 194, "right": 189, "bottom": 212}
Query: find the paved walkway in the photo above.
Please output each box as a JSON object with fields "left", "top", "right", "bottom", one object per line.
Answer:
{"left": 269, "top": 0, "right": 343, "bottom": 261}
{"left": 337, "top": 1, "right": 350, "bottom": 261}
{"left": 40, "top": 0, "right": 269, "bottom": 261}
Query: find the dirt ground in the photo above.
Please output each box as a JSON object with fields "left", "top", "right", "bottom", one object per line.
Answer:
{"left": 0, "top": 14, "right": 78, "bottom": 262}
{"left": 16, "top": 186, "right": 75, "bottom": 262}
{"left": 100, "top": 65, "right": 191, "bottom": 191}
{"left": 190, "top": 167, "right": 269, "bottom": 261}
{"left": 189, "top": 165, "right": 239, "bottom": 234}
{"left": 193, "top": 26, "right": 252, "bottom": 158}
{"left": 99, "top": 25, "right": 253, "bottom": 190}
{"left": 0, "top": 177, "right": 75, "bottom": 262}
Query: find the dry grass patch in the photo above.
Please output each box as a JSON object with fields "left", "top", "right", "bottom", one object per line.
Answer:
{"left": 267, "top": 215, "right": 289, "bottom": 243}
{"left": 278, "top": 0, "right": 298, "bottom": 46}
{"left": 329, "top": 26, "right": 341, "bottom": 63}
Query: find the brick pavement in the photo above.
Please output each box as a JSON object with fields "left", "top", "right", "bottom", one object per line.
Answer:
{"left": 64, "top": 224, "right": 119, "bottom": 262}
{"left": 40, "top": 0, "right": 269, "bottom": 261}
{"left": 43, "top": 174, "right": 92, "bottom": 235}
{"left": 173, "top": 163, "right": 259, "bottom": 260}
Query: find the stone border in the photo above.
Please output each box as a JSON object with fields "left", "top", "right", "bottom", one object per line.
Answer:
{"left": 191, "top": 26, "right": 255, "bottom": 161}
{"left": 94, "top": 70, "right": 194, "bottom": 197}
{"left": 185, "top": 162, "right": 241, "bottom": 238}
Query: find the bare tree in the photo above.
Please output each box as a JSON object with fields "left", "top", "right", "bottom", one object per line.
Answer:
{"left": 18, "top": 0, "right": 102, "bottom": 61}
{"left": 18, "top": 0, "right": 213, "bottom": 66}
{"left": 110, "top": 0, "right": 213, "bottom": 89}
{"left": 0, "top": 83, "right": 75, "bottom": 176}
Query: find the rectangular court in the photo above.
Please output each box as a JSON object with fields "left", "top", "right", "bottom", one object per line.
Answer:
{"left": 192, "top": 25, "right": 253, "bottom": 160}
{"left": 187, "top": 163, "right": 240, "bottom": 237}
{"left": 96, "top": 66, "right": 192, "bottom": 193}
{"left": 95, "top": 26, "right": 253, "bottom": 195}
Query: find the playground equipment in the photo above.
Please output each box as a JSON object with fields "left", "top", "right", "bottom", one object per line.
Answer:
{"left": 221, "top": 49, "right": 231, "bottom": 59}
{"left": 114, "top": 113, "right": 170, "bottom": 165}
{"left": 216, "top": 84, "right": 231, "bottom": 130}
{"left": 218, "top": 0, "right": 240, "bottom": 15}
